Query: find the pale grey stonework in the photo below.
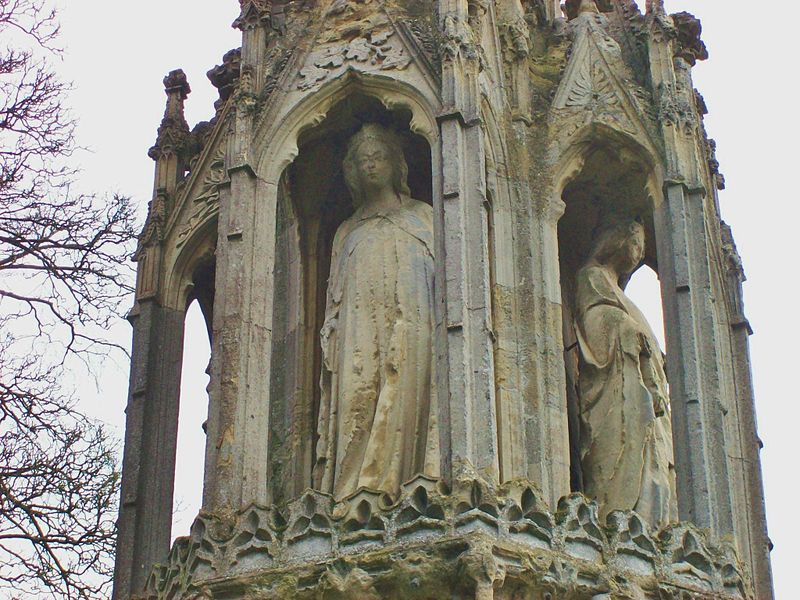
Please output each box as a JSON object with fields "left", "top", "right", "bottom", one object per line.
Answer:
{"left": 113, "top": 1, "right": 773, "bottom": 598}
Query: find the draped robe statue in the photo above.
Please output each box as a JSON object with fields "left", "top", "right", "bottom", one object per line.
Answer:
{"left": 314, "top": 124, "right": 439, "bottom": 500}
{"left": 574, "top": 218, "right": 678, "bottom": 527}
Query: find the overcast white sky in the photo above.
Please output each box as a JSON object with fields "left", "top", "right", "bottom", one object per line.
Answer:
{"left": 52, "top": 1, "right": 798, "bottom": 597}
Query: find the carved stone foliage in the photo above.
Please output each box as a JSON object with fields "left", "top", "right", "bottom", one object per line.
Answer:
{"left": 297, "top": 2, "right": 412, "bottom": 91}
{"left": 401, "top": 18, "right": 441, "bottom": 77}
{"left": 176, "top": 148, "right": 228, "bottom": 248}
{"left": 551, "top": 12, "right": 658, "bottom": 150}
{"left": 143, "top": 476, "right": 750, "bottom": 600}
{"left": 655, "top": 70, "right": 697, "bottom": 135}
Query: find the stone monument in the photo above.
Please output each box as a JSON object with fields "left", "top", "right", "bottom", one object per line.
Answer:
{"left": 114, "top": 0, "right": 774, "bottom": 598}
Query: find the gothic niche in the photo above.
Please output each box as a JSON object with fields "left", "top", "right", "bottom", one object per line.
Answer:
{"left": 268, "top": 94, "right": 434, "bottom": 505}
{"left": 558, "top": 142, "right": 678, "bottom": 528}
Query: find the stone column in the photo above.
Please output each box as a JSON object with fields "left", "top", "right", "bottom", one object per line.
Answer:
{"left": 113, "top": 71, "right": 192, "bottom": 599}
{"left": 203, "top": 5, "right": 275, "bottom": 512}
{"left": 647, "top": 13, "right": 735, "bottom": 539}
{"left": 436, "top": 0, "right": 500, "bottom": 484}
{"left": 654, "top": 182, "right": 734, "bottom": 536}
{"left": 721, "top": 224, "right": 774, "bottom": 598}
{"left": 113, "top": 302, "right": 185, "bottom": 599}
{"left": 528, "top": 195, "right": 572, "bottom": 508}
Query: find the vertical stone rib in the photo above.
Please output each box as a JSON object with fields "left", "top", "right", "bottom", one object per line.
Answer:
{"left": 113, "top": 302, "right": 185, "bottom": 598}
{"left": 438, "top": 113, "right": 499, "bottom": 482}
{"left": 656, "top": 183, "right": 733, "bottom": 535}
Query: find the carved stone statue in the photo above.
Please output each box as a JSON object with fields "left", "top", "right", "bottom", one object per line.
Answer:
{"left": 574, "top": 218, "right": 678, "bottom": 527}
{"left": 313, "top": 124, "right": 439, "bottom": 500}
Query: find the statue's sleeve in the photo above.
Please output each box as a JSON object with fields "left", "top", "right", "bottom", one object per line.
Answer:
{"left": 575, "top": 266, "right": 643, "bottom": 368}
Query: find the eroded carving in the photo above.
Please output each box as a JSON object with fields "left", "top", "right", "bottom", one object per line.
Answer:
{"left": 298, "top": 6, "right": 411, "bottom": 91}
{"left": 144, "top": 475, "right": 747, "bottom": 600}
{"left": 574, "top": 218, "right": 678, "bottom": 528}
{"left": 314, "top": 124, "right": 439, "bottom": 501}
{"left": 176, "top": 149, "right": 227, "bottom": 248}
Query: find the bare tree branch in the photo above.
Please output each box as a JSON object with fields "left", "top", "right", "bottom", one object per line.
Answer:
{"left": 0, "top": 1, "right": 137, "bottom": 597}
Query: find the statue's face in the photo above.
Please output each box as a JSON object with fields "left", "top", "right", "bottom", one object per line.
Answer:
{"left": 355, "top": 139, "right": 394, "bottom": 191}
{"left": 622, "top": 224, "right": 646, "bottom": 272}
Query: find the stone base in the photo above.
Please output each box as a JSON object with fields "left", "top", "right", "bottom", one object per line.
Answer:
{"left": 139, "top": 475, "right": 750, "bottom": 599}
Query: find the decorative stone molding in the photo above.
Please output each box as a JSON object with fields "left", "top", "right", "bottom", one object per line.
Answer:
{"left": 207, "top": 48, "right": 242, "bottom": 110}
{"left": 175, "top": 148, "right": 227, "bottom": 248}
{"left": 142, "top": 476, "right": 750, "bottom": 599}
{"left": 296, "top": 3, "right": 412, "bottom": 91}
{"left": 148, "top": 70, "right": 191, "bottom": 161}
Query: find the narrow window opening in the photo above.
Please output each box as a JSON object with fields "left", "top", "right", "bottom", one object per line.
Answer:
{"left": 171, "top": 300, "right": 211, "bottom": 542}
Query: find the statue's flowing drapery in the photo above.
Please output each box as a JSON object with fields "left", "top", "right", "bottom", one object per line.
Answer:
{"left": 314, "top": 197, "right": 439, "bottom": 500}
{"left": 574, "top": 263, "right": 678, "bottom": 527}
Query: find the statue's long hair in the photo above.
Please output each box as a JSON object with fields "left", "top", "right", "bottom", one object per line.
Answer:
{"left": 343, "top": 124, "right": 411, "bottom": 208}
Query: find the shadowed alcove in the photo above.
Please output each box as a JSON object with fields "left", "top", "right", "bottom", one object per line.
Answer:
{"left": 268, "top": 93, "right": 432, "bottom": 504}
{"left": 557, "top": 142, "right": 661, "bottom": 494}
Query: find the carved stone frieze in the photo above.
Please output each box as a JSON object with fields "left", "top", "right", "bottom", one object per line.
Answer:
{"left": 142, "top": 476, "right": 750, "bottom": 600}
{"left": 296, "top": 4, "right": 412, "bottom": 91}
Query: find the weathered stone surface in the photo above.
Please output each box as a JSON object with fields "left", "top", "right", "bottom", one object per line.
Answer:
{"left": 139, "top": 476, "right": 750, "bottom": 600}
{"left": 574, "top": 218, "right": 678, "bottom": 527}
{"left": 315, "top": 124, "right": 439, "bottom": 501}
{"left": 114, "top": 1, "right": 773, "bottom": 599}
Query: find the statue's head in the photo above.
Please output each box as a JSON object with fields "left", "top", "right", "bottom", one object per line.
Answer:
{"left": 587, "top": 216, "right": 645, "bottom": 278}
{"left": 343, "top": 124, "right": 411, "bottom": 207}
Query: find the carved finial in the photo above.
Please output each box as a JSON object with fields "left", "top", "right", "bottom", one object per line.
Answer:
{"left": 163, "top": 69, "right": 191, "bottom": 100}
{"left": 149, "top": 70, "right": 191, "bottom": 160}
{"left": 234, "top": 0, "right": 270, "bottom": 31}
{"left": 207, "top": 48, "right": 242, "bottom": 110}
{"left": 672, "top": 12, "right": 709, "bottom": 66}
{"left": 578, "top": 0, "right": 599, "bottom": 14}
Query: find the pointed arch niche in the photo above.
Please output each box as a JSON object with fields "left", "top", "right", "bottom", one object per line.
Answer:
{"left": 267, "top": 93, "right": 432, "bottom": 504}
{"left": 171, "top": 236, "right": 215, "bottom": 538}
{"left": 172, "top": 296, "right": 212, "bottom": 540}
{"left": 555, "top": 136, "right": 664, "bottom": 493}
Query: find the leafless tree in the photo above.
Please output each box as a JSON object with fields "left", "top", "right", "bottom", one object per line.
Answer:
{"left": 1, "top": 1, "right": 137, "bottom": 597}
